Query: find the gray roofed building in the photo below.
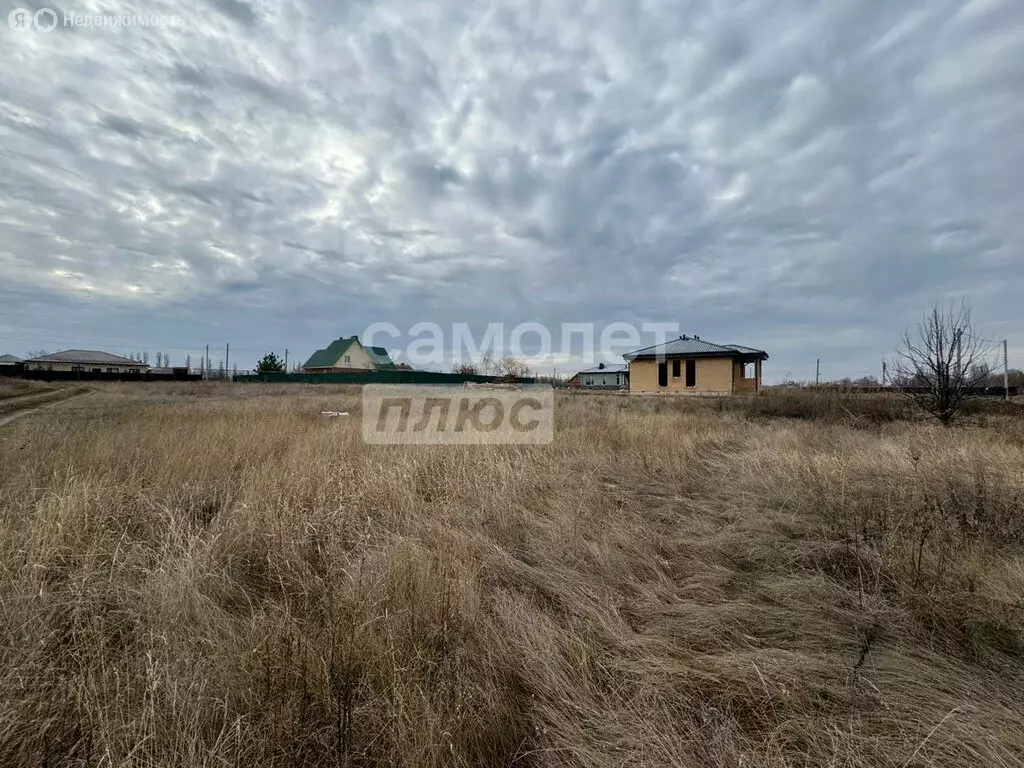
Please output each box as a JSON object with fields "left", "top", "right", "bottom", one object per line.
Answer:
{"left": 572, "top": 362, "right": 629, "bottom": 390}
{"left": 24, "top": 349, "right": 149, "bottom": 372}
{"left": 577, "top": 363, "right": 629, "bottom": 374}
{"left": 27, "top": 350, "right": 143, "bottom": 365}
{"left": 624, "top": 336, "right": 768, "bottom": 360}
{"left": 0, "top": 354, "right": 23, "bottom": 365}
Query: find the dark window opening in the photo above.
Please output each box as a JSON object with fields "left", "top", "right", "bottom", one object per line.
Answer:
{"left": 685, "top": 359, "right": 696, "bottom": 387}
{"left": 672, "top": 359, "right": 681, "bottom": 378}
{"left": 658, "top": 361, "right": 668, "bottom": 387}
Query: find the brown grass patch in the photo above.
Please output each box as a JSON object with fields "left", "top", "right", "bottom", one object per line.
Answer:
{"left": 0, "top": 384, "right": 1022, "bottom": 766}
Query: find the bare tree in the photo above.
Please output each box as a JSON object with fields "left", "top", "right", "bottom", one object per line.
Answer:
{"left": 969, "top": 362, "right": 991, "bottom": 383}
{"left": 479, "top": 349, "right": 496, "bottom": 376}
{"left": 893, "top": 301, "right": 995, "bottom": 425}
{"left": 494, "top": 355, "right": 531, "bottom": 382}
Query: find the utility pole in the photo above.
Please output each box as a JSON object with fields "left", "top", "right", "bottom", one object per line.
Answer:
{"left": 1004, "top": 339, "right": 1010, "bottom": 402}
{"left": 284, "top": 348, "right": 288, "bottom": 373}
{"left": 882, "top": 360, "right": 887, "bottom": 386}
{"left": 225, "top": 343, "right": 230, "bottom": 380}
{"left": 205, "top": 344, "right": 209, "bottom": 380}
{"left": 815, "top": 358, "right": 820, "bottom": 386}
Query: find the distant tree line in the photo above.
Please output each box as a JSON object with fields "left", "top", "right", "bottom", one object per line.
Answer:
{"left": 451, "top": 352, "right": 532, "bottom": 381}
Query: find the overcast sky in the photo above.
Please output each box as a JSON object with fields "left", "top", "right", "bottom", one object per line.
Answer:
{"left": 2, "top": 0, "right": 1022, "bottom": 379}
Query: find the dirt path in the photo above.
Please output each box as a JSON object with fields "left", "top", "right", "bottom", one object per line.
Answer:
{"left": 0, "top": 388, "right": 92, "bottom": 428}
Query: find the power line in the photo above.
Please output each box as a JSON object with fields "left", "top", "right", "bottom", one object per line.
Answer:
{"left": 960, "top": 331, "right": 1010, "bottom": 346}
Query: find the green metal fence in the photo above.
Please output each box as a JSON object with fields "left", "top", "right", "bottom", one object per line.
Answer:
{"left": 234, "top": 370, "right": 536, "bottom": 385}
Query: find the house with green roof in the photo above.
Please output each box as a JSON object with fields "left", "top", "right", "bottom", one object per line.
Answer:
{"left": 302, "top": 336, "right": 397, "bottom": 373}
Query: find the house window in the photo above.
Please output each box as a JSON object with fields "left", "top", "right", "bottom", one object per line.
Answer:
{"left": 685, "top": 359, "right": 696, "bottom": 387}
{"left": 672, "top": 359, "right": 681, "bottom": 378}
{"left": 743, "top": 362, "right": 755, "bottom": 379}
{"left": 72, "top": 365, "right": 84, "bottom": 372}
{"left": 344, "top": 355, "right": 351, "bottom": 364}
{"left": 584, "top": 376, "right": 593, "bottom": 386}
{"left": 107, "top": 368, "right": 117, "bottom": 373}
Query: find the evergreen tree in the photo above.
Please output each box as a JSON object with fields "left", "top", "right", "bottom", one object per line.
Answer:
{"left": 256, "top": 353, "right": 285, "bottom": 373}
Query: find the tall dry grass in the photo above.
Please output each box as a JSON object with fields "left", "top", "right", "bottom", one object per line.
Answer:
{"left": 0, "top": 384, "right": 1022, "bottom": 767}
{"left": 0, "top": 377, "right": 58, "bottom": 402}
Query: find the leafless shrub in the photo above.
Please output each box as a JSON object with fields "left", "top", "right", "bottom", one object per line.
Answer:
{"left": 893, "top": 301, "right": 998, "bottom": 425}
{"left": 494, "top": 355, "right": 531, "bottom": 382}
{"left": 732, "top": 387, "right": 913, "bottom": 423}
{"left": 451, "top": 361, "right": 480, "bottom": 375}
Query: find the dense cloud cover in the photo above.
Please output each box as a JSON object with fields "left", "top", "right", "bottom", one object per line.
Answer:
{"left": 2, "top": 0, "right": 1022, "bottom": 378}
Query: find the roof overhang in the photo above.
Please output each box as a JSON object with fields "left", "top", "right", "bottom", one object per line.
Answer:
{"left": 624, "top": 350, "right": 768, "bottom": 361}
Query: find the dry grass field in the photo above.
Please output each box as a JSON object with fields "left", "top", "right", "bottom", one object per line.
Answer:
{"left": 1, "top": 383, "right": 1022, "bottom": 767}
{"left": 0, "top": 377, "right": 58, "bottom": 402}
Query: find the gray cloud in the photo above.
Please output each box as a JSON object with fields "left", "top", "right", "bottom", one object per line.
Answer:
{"left": 1, "top": 0, "right": 1023, "bottom": 377}
{"left": 206, "top": 0, "right": 259, "bottom": 27}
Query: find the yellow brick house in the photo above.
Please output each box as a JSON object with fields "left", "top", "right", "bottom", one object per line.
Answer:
{"left": 623, "top": 335, "right": 767, "bottom": 394}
